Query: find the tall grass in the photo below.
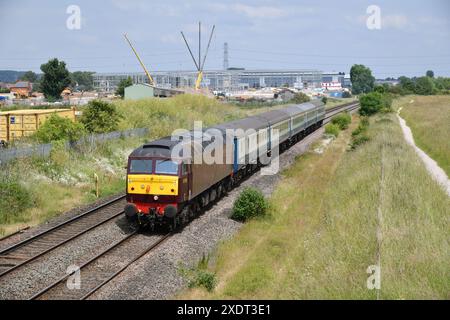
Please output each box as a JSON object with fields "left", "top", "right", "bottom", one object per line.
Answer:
{"left": 180, "top": 113, "right": 449, "bottom": 299}
{"left": 396, "top": 95, "right": 450, "bottom": 176}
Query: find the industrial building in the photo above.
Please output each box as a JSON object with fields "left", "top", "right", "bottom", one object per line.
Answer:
{"left": 93, "top": 69, "right": 343, "bottom": 93}
{"left": 124, "top": 83, "right": 183, "bottom": 100}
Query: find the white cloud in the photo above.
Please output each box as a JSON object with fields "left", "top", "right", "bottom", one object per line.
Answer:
{"left": 231, "top": 3, "right": 287, "bottom": 19}
{"left": 382, "top": 15, "right": 408, "bottom": 29}
{"left": 354, "top": 13, "right": 409, "bottom": 30}
{"left": 207, "top": 2, "right": 306, "bottom": 19}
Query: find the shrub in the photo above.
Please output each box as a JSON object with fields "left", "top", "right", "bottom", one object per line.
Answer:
{"left": 321, "top": 96, "right": 328, "bottom": 104}
{"left": 331, "top": 113, "right": 351, "bottom": 130}
{"left": 290, "top": 92, "right": 310, "bottom": 104}
{"left": 359, "top": 92, "right": 384, "bottom": 116}
{"left": 232, "top": 187, "right": 268, "bottom": 221}
{"left": 0, "top": 177, "right": 34, "bottom": 224}
{"left": 35, "top": 114, "right": 85, "bottom": 143}
{"left": 180, "top": 253, "right": 217, "bottom": 292}
{"left": 350, "top": 116, "right": 370, "bottom": 150}
{"left": 350, "top": 134, "right": 370, "bottom": 150}
{"left": 324, "top": 123, "right": 340, "bottom": 137}
{"left": 81, "top": 100, "right": 122, "bottom": 133}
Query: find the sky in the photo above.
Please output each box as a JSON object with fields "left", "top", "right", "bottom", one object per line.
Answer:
{"left": 0, "top": 0, "right": 449, "bottom": 78}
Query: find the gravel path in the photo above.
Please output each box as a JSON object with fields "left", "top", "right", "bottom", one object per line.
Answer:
{"left": 397, "top": 108, "right": 450, "bottom": 197}
{"left": 89, "top": 128, "right": 325, "bottom": 300}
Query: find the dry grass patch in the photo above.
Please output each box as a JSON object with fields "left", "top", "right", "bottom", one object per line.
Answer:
{"left": 179, "top": 112, "right": 449, "bottom": 299}
{"left": 396, "top": 95, "right": 450, "bottom": 176}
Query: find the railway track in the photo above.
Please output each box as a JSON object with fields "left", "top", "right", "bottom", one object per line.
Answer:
{"left": 0, "top": 195, "right": 126, "bottom": 278}
{"left": 31, "top": 232, "right": 171, "bottom": 300}
{"left": 0, "top": 102, "right": 358, "bottom": 300}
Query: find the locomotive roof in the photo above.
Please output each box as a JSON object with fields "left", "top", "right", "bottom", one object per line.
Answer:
{"left": 130, "top": 136, "right": 177, "bottom": 158}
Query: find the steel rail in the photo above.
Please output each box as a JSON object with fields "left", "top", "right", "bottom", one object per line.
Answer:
{"left": 0, "top": 194, "right": 125, "bottom": 256}
{"left": 0, "top": 196, "right": 126, "bottom": 278}
{"left": 29, "top": 230, "right": 139, "bottom": 300}
{"left": 81, "top": 233, "right": 171, "bottom": 300}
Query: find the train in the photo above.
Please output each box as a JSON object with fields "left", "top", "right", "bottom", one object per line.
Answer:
{"left": 124, "top": 100, "right": 326, "bottom": 230}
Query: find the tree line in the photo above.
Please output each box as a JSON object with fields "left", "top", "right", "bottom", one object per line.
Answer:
{"left": 349, "top": 64, "right": 449, "bottom": 116}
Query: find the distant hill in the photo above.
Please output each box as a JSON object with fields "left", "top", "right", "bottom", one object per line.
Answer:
{"left": 0, "top": 70, "right": 26, "bottom": 83}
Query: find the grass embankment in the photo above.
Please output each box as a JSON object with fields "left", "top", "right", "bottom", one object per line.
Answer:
{"left": 325, "top": 97, "right": 357, "bottom": 110}
{"left": 395, "top": 95, "right": 450, "bottom": 176}
{"left": 0, "top": 95, "right": 249, "bottom": 236}
{"left": 181, "top": 112, "right": 449, "bottom": 299}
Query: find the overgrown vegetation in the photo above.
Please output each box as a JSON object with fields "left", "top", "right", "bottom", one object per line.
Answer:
{"left": 180, "top": 254, "right": 217, "bottom": 292}
{"left": 231, "top": 187, "right": 268, "bottom": 222}
{"left": 324, "top": 123, "right": 340, "bottom": 137}
{"left": 290, "top": 92, "right": 310, "bottom": 104}
{"left": 331, "top": 112, "right": 351, "bottom": 130}
{"left": 81, "top": 100, "right": 122, "bottom": 133}
{"left": 325, "top": 113, "right": 353, "bottom": 138}
{"left": 350, "top": 116, "right": 370, "bottom": 150}
{"left": 35, "top": 114, "right": 85, "bottom": 143}
{"left": 0, "top": 174, "right": 34, "bottom": 224}
{"left": 0, "top": 95, "right": 261, "bottom": 236}
{"left": 359, "top": 92, "right": 392, "bottom": 116}
{"left": 181, "top": 110, "right": 449, "bottom": 299}
{"left": 396, "top": 95, "right": 450, "bottom": 175}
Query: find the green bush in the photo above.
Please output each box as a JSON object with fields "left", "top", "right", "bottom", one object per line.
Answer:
{"left": 290, "top": 92, "right": 311, "bottom": 104}
{"left": 331, "top": 113, "right": 352, "bottom": 130}
{"left": 359, "top": 92, "right": 391, "bottom": 116}
{"left": 180, "top": 253, "right": 217, "bottom": 292}
{"left": 350, "top": 134, "right": 370, "bottom": 150}
{"left": 324, "top": 123, "right": 340, "bottom": 137}
{"left": 0, "top": 177, "right": 34, "bottom": 224}
{"left": 321, "top": 96, "right": 328, "bottom": 104}
{"left": 232, "top": 187, "right": 268, "bottom": 221}
{"left": 350, "top": 117, "right": 370, "bottom": 150}
{"left": 35, "top": 114, "right": 85, "bottom": 143}
{"left": 81, "top": 100, "right": 122, "bottom": 133}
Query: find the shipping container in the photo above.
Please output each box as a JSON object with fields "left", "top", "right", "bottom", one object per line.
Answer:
{"left": 0, "top": 108, "right": 76, "bottom": 143}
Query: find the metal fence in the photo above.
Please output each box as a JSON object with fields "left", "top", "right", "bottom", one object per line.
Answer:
{"left": 0, "top": 128, "right": 149, "bottom": 165}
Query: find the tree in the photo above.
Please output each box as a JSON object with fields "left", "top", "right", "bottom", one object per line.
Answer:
{"left": 116, "top": 77, "right": 133, "bottom": 98}
{"left": 398, "top": 76, "right": 415, "bottom": 93}
{"left": 414, "top": 76, "right": 435, "bottom": 95}
{"left": 350, "top": 64, "right": 375, "bottom": 94}
{"left": 426, "top": 70, "right": 434, "bottom": 78}
{"left": 81, "top": 100, "right": 122, "bottom": 133}
{"left": 290, "top": 92, "right": 310, "bottom": 104}
{"left": 20, "top": 71, "right": 38, "bottom": 83}
{"left": 35, "top": 114, "right": 85, "bottom": 143}
{"left": 40, "top": 58, "right": 71, "bottom": 100}
{"left": 70, "top": 71, "right": 94, "bottom": 91}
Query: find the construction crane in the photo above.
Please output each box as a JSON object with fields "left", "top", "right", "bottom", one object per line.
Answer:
{"left": 181, "top": 22, "right": 215, "bottom": 90}
{"left": 123, "top": 33, "right": 155, "bottom": 86}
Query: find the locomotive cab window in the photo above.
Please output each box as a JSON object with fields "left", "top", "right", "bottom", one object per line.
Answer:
{"left": 155, "top": 159, "right": 179, "bottom": 175}
{"left": 129, "top": 159, "right": 153, "bottom": 174}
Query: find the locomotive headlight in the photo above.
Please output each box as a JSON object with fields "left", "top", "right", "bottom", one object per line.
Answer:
{"left": 154, "top": 195, "right": 159, "bottom": 201}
